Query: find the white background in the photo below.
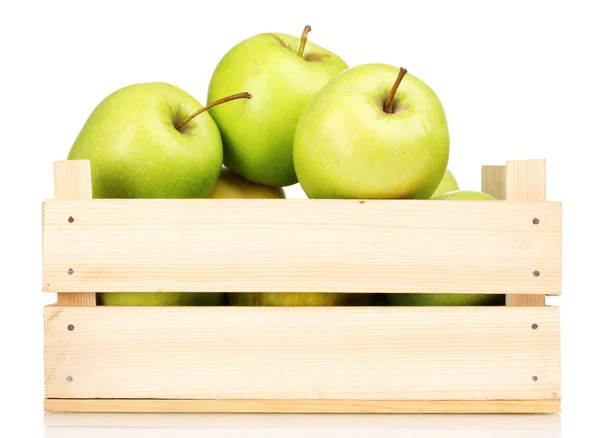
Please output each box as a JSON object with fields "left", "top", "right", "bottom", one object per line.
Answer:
{"left": 1, "top": 0, "right": 599, "bottom": 436}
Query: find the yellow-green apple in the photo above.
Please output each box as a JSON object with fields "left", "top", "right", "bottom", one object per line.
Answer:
{"left": 207, "top": 26, "right": 348, "bottom": 188}
{"left": 208, "top": 169, "right": 372, "bottom": 306}
{"left": 98, "top": 292, "right": 223, "bottom": 306}
{"left": 430, "top": 169, "right": 459, "bottom": 198}
{"left": 389, "top": 190, "right": 499, "bottom": 306}
{"left": 431, "top": 190, "right": 496, "bottom": 200}
{"left": 205, "top": 169, "right": 367, "bottom": 306}
{"left": 388, "top": 293, "right": 504, "bottom": 306}
{"left": 228, "top": 292, "right": 373, "bottom": 307}
{"left": 68, "top": 83, "right": 250, "bottom": 306}
{"left": 293, "top": 64, "right": 450, "bottom": 199}
{"left": 209, "top": 167, "right": 285, "bottom": 199}
{"left": 68, "top": 82, "right": 247, "bottom": 198}
{"left": 208, "top": 167, "right": 283, "bottom": 305}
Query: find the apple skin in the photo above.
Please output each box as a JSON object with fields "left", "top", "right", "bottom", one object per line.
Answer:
{"left": 431, "top": 190, "right": 496, "bottom": 200}
{"left": 68, "top": 82, "right": 223, "bottom": 199}
{"left": 209, "top": 168, "right": 285, "bottom": 199}
{"left": 430, "top": 169, "right": 459, "bottom": 198}
{"left": 97, "top": 292, "right": 223, "bottom": 306}
{"left": 228, "top": 292, "right": 372, "bottom": 307}
{"left": 73, "top": 82, "right": 224, "bottom": 306}
{"left": 207, "top": 32, "right": 348, "bottom": 188}
{"left": 389, "top": 189, "right": 499, "bottom": 306}
{"left": 293, "top": 63, "right": 450, "bottom": 199}
{"left": 388, "top": 293, "right": 504, "bottom": 306}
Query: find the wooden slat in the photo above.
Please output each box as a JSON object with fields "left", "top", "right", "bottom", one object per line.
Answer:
{"left": 56, "top": 293, "right": 96, "bottom": 306}
{"left": 44, "top": 306, "right": 561, "bottom": 401}
{"left": 506, "top": 159, "right": 547, "bottom": 201}
{"left": 506, "top": 159, "right": 549, "bottom": 306}
{"left": 52, "top": 161, "right": 96, "bottom": 306}
{"left": 42, "top": 199, "right": 562, "bottom": 294}
{"left": 506, "top": 295, "right": 546, "bottom": 306}
{"left": 481, "top": 165, "right": 507, "bottom": 200}
{"left": 54, "top": 160, "right": 93, "bottom": 200}
{"left": 44, "top": 398, "right": 560, "bottom": 414}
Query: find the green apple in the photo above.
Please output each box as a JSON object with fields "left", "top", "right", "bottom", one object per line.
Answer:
{"left": 293, "top": 64, "right": 450, "bottom": 199}
{"left": 207, "top": 26, "right": 348, "bottom": 188}
{"left": 431, "top": 190, "right": 496, "bottom": 200}
{"left": 69, "top": 83, "right": 250, "bottom": 306}
{"left": 68, "top": 82, "right": 231, "bottom": 198}
{"left": 389, "top": 189, "right": 499, "bottom": 306}
{"left": 430, "top": 169, "right": 459, "bottom": 198}
{"left": 209, "top": 168, "right": 285, "bottom": 199}
{"left": 388, "top": 293, "right": 504, "bottom": 306}
{"left": 209, "top": 171, "right": 370, "bottom": 307}
{"left": 372, "top": 294, "right": 388, "bottom": 306}
{"left": 97, "top": 292, "right": 223, "bottom": 306}
{"left": 228, "top": 292, "right": 372, "bottom": 307}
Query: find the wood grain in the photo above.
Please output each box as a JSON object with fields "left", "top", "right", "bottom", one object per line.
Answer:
{"left": 53, "top": 160, "right": 93, "bottom": 200}
{"left": 44, "top": 306, "right": 561, "bottom": 401}
{"left": 52, "top": 160, "right": 96, "bottom": 306}
{"left": 42, "top": 198, "right": 562, "bottom": 295}
{"left": 506, "top": 160, "right": 549, "bottom": 306}
{"left": 44, "top": 398, "right": 560, "bottom": 414}
{"left": 481, "top": 165, "right": 507, "bottom": 200}
{"left": 506, "top": 159, "right": 547, "bottom": 202}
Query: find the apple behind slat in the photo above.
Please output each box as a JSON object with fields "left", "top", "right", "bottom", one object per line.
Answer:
{"left": 430, "top": 169, "right": 459, "bottom": 198}
{"left": 389, "top": 190, "right": 499, "bottom": 306}
{"left": 67, "top": 82, "right": 250, "bottom": 306}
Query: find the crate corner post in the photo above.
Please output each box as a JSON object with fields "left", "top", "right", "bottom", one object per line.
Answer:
{"left": 505, "top": 159, "right": 548, "bottom": 307}
{"left": 51, "top": 160, "right": 96, "bottom": 306}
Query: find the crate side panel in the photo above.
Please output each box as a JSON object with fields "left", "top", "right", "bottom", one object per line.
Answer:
{"left": 42, "top": 199, "right": 562, "bottom": 294}
{"left": 44, "top": 306, "right": 561, "bottom": 400}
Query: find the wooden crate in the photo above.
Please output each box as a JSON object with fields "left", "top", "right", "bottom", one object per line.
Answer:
{"left": 42, "top": 159, "right": 562, "bottom": 414}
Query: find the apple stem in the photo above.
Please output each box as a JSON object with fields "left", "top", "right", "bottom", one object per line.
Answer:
{"left": 297, "top": 25, "right": 312, "bottom": 58}
{"left": 176, "top": 92, "right": 251, "bottom": 131}
{"left": 383, "top": 67, "right": 408, "bottom": 114}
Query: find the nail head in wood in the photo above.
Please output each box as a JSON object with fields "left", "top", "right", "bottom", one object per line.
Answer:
{"left": 532, "top": 218, "right": 539, "bottom": 225}
{"left": 67, "top": 324, "right": 75, "bottom": 331}
{"left": 532, "top": 323, "right": 538, "bottom": 330}
{"left": 532, "top": 376, "right": 538, "bottom": 382}
{"left": 68, "top": 216, "right": 74, "bottom": 223}
{"left": 67, "top": 268, "right": 74, "bottom": 275}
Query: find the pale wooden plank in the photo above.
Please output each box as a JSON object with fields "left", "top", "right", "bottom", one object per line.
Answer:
{"left": 56, "top": 294, "right": 96, "bottom": 306}
{"left": 506, "top": 159, "right": 547, "bottom": 202}
{"left": 44, "top": 306, "right": 561, "bottom": 401}
{"left": 481, "top": 165, "right": 507, "bottom": 200}
{"left": 506, "top": 295, "right": 546, "bottom": 306}
{"left": 42, "top": 199, "right": 562, "bottom": 295}
{"left": 54, "top": 160, "right": 93, "bottom": 200}
{"left": 506, "top": 159, "right": 549, "bottom": 306}
{"left": 52, "top": 160, "right": 96, "bottom": 307}
{"left": 44, "top": 399, "right": 560, "bottom": 414}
